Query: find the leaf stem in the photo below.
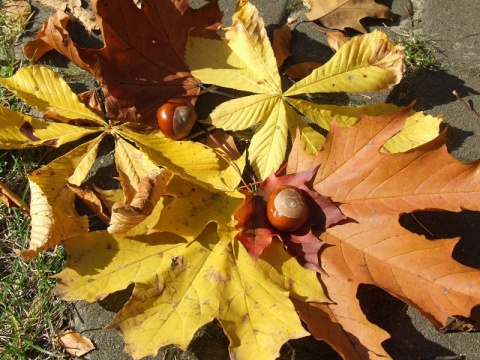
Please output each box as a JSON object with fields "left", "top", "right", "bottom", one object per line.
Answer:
{"left": 199, "top": 123, "right": 253, "bottom": 192}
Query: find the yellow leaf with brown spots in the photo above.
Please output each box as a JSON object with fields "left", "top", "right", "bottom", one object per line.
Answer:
{"left": 56, "top": 225, "right": 309, "bottom": 360}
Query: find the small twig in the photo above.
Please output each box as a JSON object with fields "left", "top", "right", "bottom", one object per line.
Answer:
{"left": 275, "top": 162, "right": 288, "bottom": 176}
{"left": 411, "top": 212, "right": 434, "bottom": 238}
{"left": 453, "top": 90, "right": 480, "bottom": 119}
{"left": 199, "top": 83, "right": 236, "bottom": 99}
{"left": 403, "top": 3, "right": 414, "bottom": 29}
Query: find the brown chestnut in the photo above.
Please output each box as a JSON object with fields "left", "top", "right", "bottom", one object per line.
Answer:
{"left": 156, "top": 98, "right": 197, "bottom": 140}
{"left": 267, "top": 185, "right": 309, "bottom": 232}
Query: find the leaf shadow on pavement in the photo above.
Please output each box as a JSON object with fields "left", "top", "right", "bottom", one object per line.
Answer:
{"left": 358, "top": 285, "right": 462, "bottom": 360}
{"left": 386, "top": 68, "right": 480, "bottom": 112}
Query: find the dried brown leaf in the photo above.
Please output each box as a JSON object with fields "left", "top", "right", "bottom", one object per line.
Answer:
{"left": 0, "top": 180, "right": 29, "bottom": 214}
{"left": 326, "top": 31, "right": 348, "bottom": 52}
{"left": 33, "top": 0, "right": 99, "bottom": 32}
{"left": 304, "top": 0, "right": 393, "bottom": 33}
{"left": 108, "top": 168, "right": 173, "bottom": 234}
{"left": 68, "top": 183, "right": 110, "bottom": 224}
{"left": 272, "top": 25, "right": 292, "bottom": 68}
{"left": 58, "top": 330, "right": 95, "bottom": 357}
{"left": 3, "top": 0, "right": 31, "bottom": 23}
{"left": 25, "top": 0, "right": 223, "bottom": 123}
{"left": 283, "top": 62, "right": 322, "bottom": 79}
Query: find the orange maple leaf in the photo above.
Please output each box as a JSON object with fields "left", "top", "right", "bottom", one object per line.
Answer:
{"left": 288, "top": 104, "right": 480, "bottom": 358}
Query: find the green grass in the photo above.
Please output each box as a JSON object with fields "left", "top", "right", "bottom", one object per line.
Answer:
{"left": 0, "top": 150, "right": 69, "bottom": 360}
{"left": 0, "top": 3, "right": 69, "bottom": 358}
{"left": 397, "top": 33, "right": 437, "bottom": 72}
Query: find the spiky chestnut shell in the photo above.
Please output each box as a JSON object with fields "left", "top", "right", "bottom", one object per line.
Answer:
{"left": 156, "top": 99, "right": 196, "bottom": 140}
{"left": 267, "top": 185, "right": 309, "bottom": 232}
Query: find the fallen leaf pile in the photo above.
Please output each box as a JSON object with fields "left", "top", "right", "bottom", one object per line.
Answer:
{"left": 0, "top": 0, "right": 479, "bottom": 359}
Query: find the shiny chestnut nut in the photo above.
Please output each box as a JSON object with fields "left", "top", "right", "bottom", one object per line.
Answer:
{"left": 156, "top": 98, "right": 197, "bottom": 140}
{"left": 267, "top": 185, "right": 310, "bottom": 232}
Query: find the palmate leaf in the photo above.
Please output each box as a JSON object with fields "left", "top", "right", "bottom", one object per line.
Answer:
{"left": 25, "top": 0, "right": 223, "bottom": 123}
{"left": 0, "top": 65, "right": 243, "bottom": 260}
{"left": 288, "top": 105, "right": 480, "bottom": 359}
{"left": 0, "top": 66, "right": 241, "bottom": 193}
{"left": 187, "top": 0, "right": 405, "bottom": 179}
{"left": 55, "top": 224, "right": 329, "bottom": 359}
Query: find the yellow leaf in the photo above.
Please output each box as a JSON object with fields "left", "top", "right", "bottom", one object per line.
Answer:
{"left": 114, "top": 137, "right": 161, "bottom": 203}
{"left": 284, "top": 30, "right": 404, "bottom": 96}
{"left": 108, "top": 168, "right": 173, "bottom": 234}
{"left": 58, "top": 225, "right": 308, "bottom": 359}
{"left": 249, "top": 99, "right": 289, "bottom": 179}
{"left": 208, "top": 93, "right": 279, "bottom": 130}
{"left": 382, "top": 111, "right": 442, "bottom": 153}
{"left": 187, "top": 1, "right": 406, "bottom": 179}
{"left": 0, "top": 65, "right": 105, "bottom": 125}
{"left": 24, "top": 136, "right": 102, "bottom": 259}
{"left": 55, "top": 221, "right": 312, "bottom": 359}
{"left": 224, "top": 0, "right": 281, "bottom": 93}
{"left": 118, "top": 125, "right": 241, "bottom": 192}
{"left": 257, "top": 240, "right": 329, "bottom": 303}
{"left": 155, "top": 175, "right": 243, "bottom": 241}
{"left": 0, "top": 105, "right": 101, "bottom": 149}
{"left": 187, "top": 37, "right": 273, "bottom": 94}
{"left": 55, "top": 231, "right": 187, "bottom": 302}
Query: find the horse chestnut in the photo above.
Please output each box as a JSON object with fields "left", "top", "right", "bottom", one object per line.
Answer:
{"left": 267, "top": 185, "right": 309, "bottom": 232}
{"left": 156, "top": 98, "right": 197, "bottom": 140}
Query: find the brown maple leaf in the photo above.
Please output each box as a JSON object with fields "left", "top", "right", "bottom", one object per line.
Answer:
{"left": 234, "top": 167, "right": 345, "bottom": 272}
{"left": 304, "top": 0, "right": 393, "bottom": 33}
{"left": 25, "top": 0, "right": 222, "bottom": 123}
{"left": 288, "top": 104, "right": 480, "bottom": 359}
